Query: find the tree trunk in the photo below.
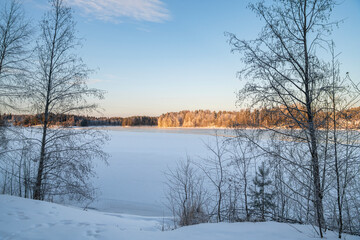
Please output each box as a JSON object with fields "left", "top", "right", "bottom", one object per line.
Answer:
{"left": 33, "top": 116, "right": 48, "bottom": 200}
{"left": 303, "top": 1, "right": 324, "bottom": 235}
{"left": 33, "top": 6, "right": 58, "bottom": 199}
{"left": 244, "top": 176, "right": 249, "bottom": 221}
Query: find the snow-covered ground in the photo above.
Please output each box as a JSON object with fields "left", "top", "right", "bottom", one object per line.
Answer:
{"left": 1, "top": 127, "right": 359, "bottom": 239}
{"left": 2, "top": 194, "right": 359, "bottom": 240}
{"left": 88, "top": 127, "right": 221, "bottom": 216}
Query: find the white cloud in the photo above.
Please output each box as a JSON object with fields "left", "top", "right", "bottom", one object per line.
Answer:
{"left": 66, "top": 0, "right": 170, "bottom": 23}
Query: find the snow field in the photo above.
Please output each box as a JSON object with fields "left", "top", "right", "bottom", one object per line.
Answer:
{"left": 88, "top": 127, "right": 218, "bottom": 216}
{"left": 2, "top": 194, "right": 359, "bottom": 240}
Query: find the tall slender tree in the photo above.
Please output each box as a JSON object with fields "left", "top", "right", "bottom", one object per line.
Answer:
{"left": 227, "top": 0, "right": 339, "bottom": 237}
{"left": 31, "top": 0, "right": 106, "bottom": 201}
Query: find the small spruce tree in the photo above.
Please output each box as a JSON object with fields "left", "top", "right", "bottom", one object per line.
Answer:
{"left": 251, "top": 161, "right": 274, "bottom": 221}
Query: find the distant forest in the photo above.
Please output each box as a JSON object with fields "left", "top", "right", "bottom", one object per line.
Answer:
{"left": 158, "top": 108, "right": 360, "bottom": 128}
{"left": 1, "top": 113, "right": 157, "bottom": 127}
{"left": 3, "top": 107, "right": 360, "bottom": 129}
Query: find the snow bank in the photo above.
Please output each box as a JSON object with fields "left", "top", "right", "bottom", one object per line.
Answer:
{"left": 1, "top": 195, "right": 359, "bottom": 240}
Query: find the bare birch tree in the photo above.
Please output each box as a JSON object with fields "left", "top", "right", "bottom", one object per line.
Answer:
{"left": 227, "top": 0, "right": 339, "bottom": 237}
{"left": 29, "top": 0, "right": 107, "bottom": 201}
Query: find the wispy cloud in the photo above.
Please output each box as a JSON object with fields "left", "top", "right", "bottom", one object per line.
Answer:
{"left": 66, "top": 0, "right": 171, "bottom": 23}
{"left": 88, "top": 78, "right": 111, "bottom": 84}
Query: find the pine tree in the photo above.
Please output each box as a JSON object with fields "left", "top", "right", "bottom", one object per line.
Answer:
{"left": 251, "top": 161, "right": 274, "bottom": 221}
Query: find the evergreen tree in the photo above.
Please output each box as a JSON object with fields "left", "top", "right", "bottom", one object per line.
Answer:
{"left": 251, "top": 161, "right": 274, "bottom": 221}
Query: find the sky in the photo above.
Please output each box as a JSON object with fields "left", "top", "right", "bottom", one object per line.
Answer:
{"left": 22, "top": 0, "right": 360, "bottom": 117}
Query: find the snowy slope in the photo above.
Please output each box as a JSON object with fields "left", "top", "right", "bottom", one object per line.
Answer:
{"left": 1, "top": 195, "right": 359, "bottom": 240}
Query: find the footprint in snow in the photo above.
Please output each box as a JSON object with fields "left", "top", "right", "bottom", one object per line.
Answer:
{"left": 86, "top": 229, "right": 101, "bottom": 238}
{"left": 61, "top": 220, "right": 74, "bottom": 225}
{"left": 77, "top": 222, "right": 90, "bottom": 227}
{"left": 16, "top": 211, "right": 30, "bottom": 220}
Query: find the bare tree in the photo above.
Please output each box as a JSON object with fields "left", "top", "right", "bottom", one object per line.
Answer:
{"left": 196, "top": 132, "right": 228, "bottom": 222}
{"left": 329, "top": 44, "right": 343, "bottom": 238}
{"left": 0, "top": 128, "right": 37, "bottom": 198}
{"left": 229, "top": 132, "right": 258, "bottom": 221}
{"left": 227, "top": 0, "right": 340, "bottom": 237}
{"left": 165, "top": 157, "right": 209, "bottom": 227}
{"left": 0, "top": 0, "right": 31, "bottom": 110}
{"left": 326, "top": 43, "right": 360, "bottom": 238}
{"left": 28, "top": 0, "right": 106, "bottom": 201}
{"left": 0, "top": 0, "right": 32, "bottom": 170}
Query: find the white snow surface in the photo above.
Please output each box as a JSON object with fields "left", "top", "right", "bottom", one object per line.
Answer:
{"left": 3, "top": 127, "right": 357, "bottom": 239}
{"left": 2, "top": 194, "right": 359, "bottom": 240}
{"left": 87, "top": 127, "right": 222, "bottom": 216}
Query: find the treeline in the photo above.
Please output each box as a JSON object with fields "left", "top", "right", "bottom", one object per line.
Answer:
{"left": 5, "top": 107, "right": 360, "bottom": 129}
{"left": 158, "top": 108, "right": 360, "bottom": 128}
{"left": 1, "top": 113, "right": 157, "bottom": 127}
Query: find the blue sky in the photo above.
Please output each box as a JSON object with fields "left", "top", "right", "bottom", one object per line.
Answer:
{"left": 23, "top": 0, "right": 360, "bottom": 117}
